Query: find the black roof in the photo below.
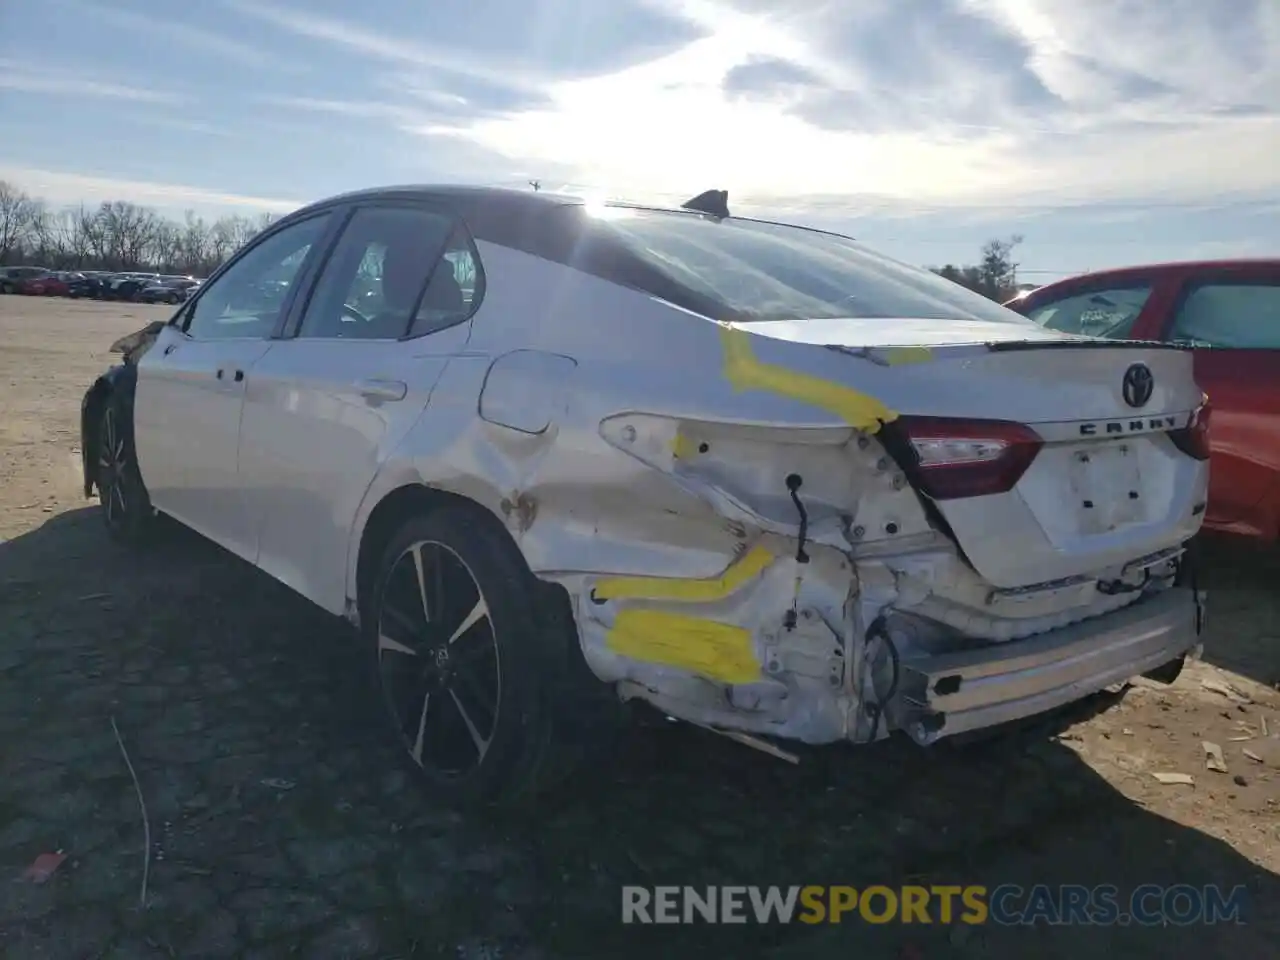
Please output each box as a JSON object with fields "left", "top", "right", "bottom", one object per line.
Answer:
{"left": 292, "top": 184, "right": 585, "bottom": 221}
{"left": 284, "top": 183, "right": 857, "bottom": 249}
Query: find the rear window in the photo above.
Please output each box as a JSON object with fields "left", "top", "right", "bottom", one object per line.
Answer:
{"left": 1025, "top": 284, "right": 1153, "bottom": 339}
{"left": 588, "top": 207, "right": 1036, "bottom": 326}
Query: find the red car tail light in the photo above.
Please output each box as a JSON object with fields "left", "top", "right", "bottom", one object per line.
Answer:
{"left": 892, "top": 417, "right": 1043, "bottom": 501}
{"left": 1169, "top": 397, "right": 1212, "bottom": 461}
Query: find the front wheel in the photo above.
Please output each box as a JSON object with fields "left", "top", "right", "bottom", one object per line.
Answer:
{"left": 366, "top": 505, "right": 583, "bottom": 807}
{"left": 97, "top": 395, "right": 153, "bottom": 545}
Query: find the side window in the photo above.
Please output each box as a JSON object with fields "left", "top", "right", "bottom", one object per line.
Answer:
{"left": 409, "top": 226, "right": 483, "bottom": 337}
{"left": 186, "top": 215, "right": 330, "bottom": 340}
{"left": 1025, "top": 285, "right": 1152, "bottom": 338}
{"left": 1169, "top": 282, "right": 1280, "bottom": 349}
{"left": 297, "top": 206, "right": 455, "bottom": 340}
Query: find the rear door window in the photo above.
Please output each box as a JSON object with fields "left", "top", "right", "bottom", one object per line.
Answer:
{"left": 1168, "top": 282, "right": 1280, "bottom": 348}
{"left": 297, "top": 205, "right": 478, "bottom": 341}
{"left": 1024, "top": 285, "right": 1153, "bottom": 338}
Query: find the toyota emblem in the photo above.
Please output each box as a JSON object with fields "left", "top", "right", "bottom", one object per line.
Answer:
{"left": 1122, "top": 363, "right": 1154, "bottom": 408}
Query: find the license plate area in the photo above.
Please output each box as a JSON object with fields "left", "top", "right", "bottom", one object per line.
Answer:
{"left": 1069, "top": 443, "right": 1143, "bottom": 534}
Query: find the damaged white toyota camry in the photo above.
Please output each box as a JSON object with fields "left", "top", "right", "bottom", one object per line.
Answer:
{"left": 81, "top": 186, "right": 1210, "bottom": 804}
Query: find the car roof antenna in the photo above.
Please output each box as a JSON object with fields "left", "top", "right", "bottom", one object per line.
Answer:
{"left": 681, "top": 189, "right": 730, "bottom": 218}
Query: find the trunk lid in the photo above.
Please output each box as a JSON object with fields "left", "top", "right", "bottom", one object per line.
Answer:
{"left": 743, "top": 317, "right": 1209, "bottom": 588}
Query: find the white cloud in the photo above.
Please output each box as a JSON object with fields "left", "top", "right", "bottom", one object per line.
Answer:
{"left": 224, "top": 0, "right": 545, "bottom": 92}
{"left": 0, "top": 167, "right": 301, "bottom": 214}
{"left": 429, "top": 0, "right": 1280, "bottom": 210}
{"left": 0, "top": 59, "right": 179, "bottom": 103}
{"left": 49, "top": 0, "right": 287, "bottom": 70}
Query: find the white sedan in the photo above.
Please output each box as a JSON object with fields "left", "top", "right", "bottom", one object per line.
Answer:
{"left": 80, "top": 186, "right": 1210, "bottom": 806}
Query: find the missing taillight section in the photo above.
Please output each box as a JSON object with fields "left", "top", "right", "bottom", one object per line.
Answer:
{"left": 890, "top": 417, "right": 1043, "bottom": 500}
{"left": 1168, "top": 399, "right": 1212, "bottom": 461}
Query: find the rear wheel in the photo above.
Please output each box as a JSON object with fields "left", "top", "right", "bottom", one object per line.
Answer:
{"left": 365, "top": 505, "right": 594, "bottom": 807}
{"left": 97, "top": 395, "right": 152, "bottom": 545}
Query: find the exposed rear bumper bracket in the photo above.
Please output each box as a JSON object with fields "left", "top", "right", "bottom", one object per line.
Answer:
{"left": 893, "top": 588, "right": 1201, "bottom": 744}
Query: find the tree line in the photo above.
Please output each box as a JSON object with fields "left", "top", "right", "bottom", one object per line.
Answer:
{"left": 929, "top": 235, "right": 1025, "bottom": 303}
{"left": 0, "top": 180, "right": 278, "bottom": 278}
{"left": 1, "top": 178, "right": 1025, "bottom": 301}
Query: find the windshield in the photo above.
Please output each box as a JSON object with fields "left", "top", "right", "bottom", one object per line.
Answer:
{"left": 592, "top": 207, "right": 1036, "bottom": 326}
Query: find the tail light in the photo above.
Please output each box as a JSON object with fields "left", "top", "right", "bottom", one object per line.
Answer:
{"left": 892, "top": 417, "right": 1043, "bottom": 501}
{"left": 1169, "top": 398, "right": 1212, "bottom": 461}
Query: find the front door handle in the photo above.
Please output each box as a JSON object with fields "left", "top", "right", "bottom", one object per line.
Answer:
{"left": 357, "top": 378, "right": 407, "bottom": 402}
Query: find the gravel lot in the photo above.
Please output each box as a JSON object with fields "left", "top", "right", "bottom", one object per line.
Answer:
{"left": 1, "top": 296, "right": 1277, "bottom": 959}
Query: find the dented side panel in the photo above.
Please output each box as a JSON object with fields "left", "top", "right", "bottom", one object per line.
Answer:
{"left": 331, "top": 241, "right": 1204, "bottom": 745}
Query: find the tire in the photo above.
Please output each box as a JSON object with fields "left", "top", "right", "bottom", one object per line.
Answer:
{"left": 97, "top": 393, "right": 153, "bottom": 545}
{"left": 364, "top": 504, "right": 589, "bottom": 808}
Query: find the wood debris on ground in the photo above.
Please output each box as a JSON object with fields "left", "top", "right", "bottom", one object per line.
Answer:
{"left": 1203, "top": 741, "right": 1228, "bottom": 773}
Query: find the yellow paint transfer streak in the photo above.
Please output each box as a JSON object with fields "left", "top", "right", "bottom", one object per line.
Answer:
{"left": 880, "top": 346, "right": 933, "bottom": 366}
{"left": 606, "top": 609, "right": 762, "bottom": 684}
{"left": 592, "top": 545, "right": 774, "bottom": 602}
{"left": 718, "top": 326, "right": 899, "bottom": 430}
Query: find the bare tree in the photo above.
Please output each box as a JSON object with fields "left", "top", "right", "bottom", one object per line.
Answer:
{"left": 0, "top": 180, "right": 40, "bottom": 263}
{"left": 931, "top": 235, "right": 1025, "bottom": 303}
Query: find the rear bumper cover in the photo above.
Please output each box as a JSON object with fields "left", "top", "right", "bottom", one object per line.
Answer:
{"left": 893, "top": 587, "right": 1201, "bottom": 744}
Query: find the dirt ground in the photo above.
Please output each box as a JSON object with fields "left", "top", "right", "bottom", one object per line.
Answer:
{"left": 0, "top": 295, "right": 1277, "bottom": 960}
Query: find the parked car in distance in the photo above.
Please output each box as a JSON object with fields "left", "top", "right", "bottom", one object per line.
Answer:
{"left": 107, "top": 275, "right": 158, "bottom": 302}
{"left": 138, "top": 277, "right": 201, "bottom": 304}
{"left": 1008, "top": 258, "right": 1280, "bottom": 541}
{"left": 68, "top": 272, "right": 114, "bottom": 299}
{"left": 79, "top": 186, "right": 1209, "bottom": 807}
{"left": 17, "top": 271, "right": 71, "bottom": 297}
{"left": 0, "top": 265, "right": 52, "bottom": 293}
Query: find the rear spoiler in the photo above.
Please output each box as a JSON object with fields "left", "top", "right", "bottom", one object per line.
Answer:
{"left": 985, "top": 338, "right": 1188, "bottom": 352}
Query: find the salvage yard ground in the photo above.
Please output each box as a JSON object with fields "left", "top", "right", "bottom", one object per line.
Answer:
{"left": 1, "top": 296, "right": 1278, "bottom": 959}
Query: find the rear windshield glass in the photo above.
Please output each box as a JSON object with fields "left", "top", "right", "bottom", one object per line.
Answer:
{"left": 590, "top": 208, "right": 1036, "bottom": 326}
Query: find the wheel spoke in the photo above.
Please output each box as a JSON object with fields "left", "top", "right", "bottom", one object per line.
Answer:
{"left": 378, "top": 633, "right": 418, "bottom": 657}
{"left": 446, "top": 597, "right": 489, "bottom": 646}
{"left": 382, "top": 603, "right": 423, "bottom": 641}
{"left": 411, "top": 544, "right": 431, "bottom": 622}
{"left": 410, "top": 691, "right": 432, "bottom": 764}
{"left": 453, "top": 662, "right": 496, "bottom": 717}
{"left": 112, "top": 481, "right": 126, "bottom": 514}
{"left": 103, "top": 410, "right": 115, "bottom": 457}
{"left": 448, "top": 688, "right": 490, "bottom": 757}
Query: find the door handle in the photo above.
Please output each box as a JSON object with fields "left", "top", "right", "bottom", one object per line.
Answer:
{"left": 357, "top": 378, "right": 407, "bottom": 402}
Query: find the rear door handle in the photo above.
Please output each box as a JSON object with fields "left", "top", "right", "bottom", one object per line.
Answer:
{"left": 357, "top": 378, "right": 407, "bottom": 402}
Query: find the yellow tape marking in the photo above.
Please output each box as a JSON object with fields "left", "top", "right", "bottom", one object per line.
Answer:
{"left": 592, "top": 545, "right": 773, "bottom": 602}
{"left": 718, "top": 326, "right": 898, "bottom": 430}
{"left": 670, "top": 430, "right": 700, "bottom": 460}
{"left": 880, "top": 346, "right": 933, "bottom": 366}
{"left": 606, "top": 609, "right": 762, "bottom": 684}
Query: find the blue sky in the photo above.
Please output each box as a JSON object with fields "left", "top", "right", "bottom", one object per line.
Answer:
{"left": 1, "top": 0, "right": 1277, "bottom": 279}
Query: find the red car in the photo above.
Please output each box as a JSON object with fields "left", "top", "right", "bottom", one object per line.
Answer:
{"left": 1008, "top": 259, "right": 1280, "bottom": 541}
{"left": 18, "top": 272, "right": 71, "bottom": 297}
